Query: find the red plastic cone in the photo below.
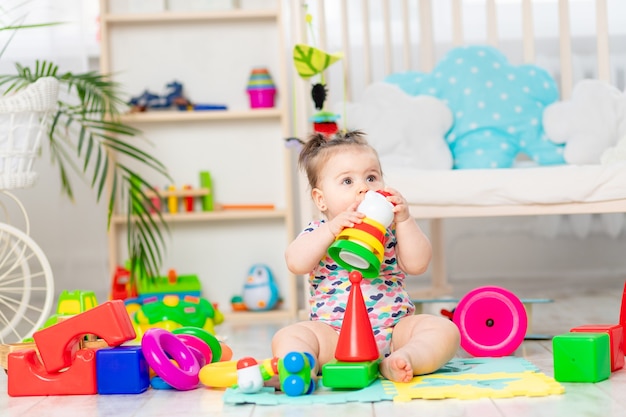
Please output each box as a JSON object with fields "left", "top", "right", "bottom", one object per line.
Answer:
{"left": 334, "top": 271, "right": 380, "bottom": 362}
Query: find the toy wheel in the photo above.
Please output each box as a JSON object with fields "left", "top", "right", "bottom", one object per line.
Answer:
{"left": 283, "top": 351, "right": 306, "bottom": 373}
{"left": 0, "top": 222, "right": 54, "bottom": 344}
{"left": 282, "top": 375, "right": 305, "bottom": 397}
{"left": 305, "top": 378, "right": 316, "bottom": 395}
{"left": 453, "top": 286, "right": 527, "bottom": 357}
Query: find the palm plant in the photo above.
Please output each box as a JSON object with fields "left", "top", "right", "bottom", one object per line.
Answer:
{"left": 0, "top": 7, "right": 171, "bottom": 284}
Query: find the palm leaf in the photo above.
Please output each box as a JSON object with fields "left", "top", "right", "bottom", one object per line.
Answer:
{"left": 293, "top": 44, "right": 343, "bottom": 79}
{"left": 0, "top": 61, "right": 171, "bottom": 284}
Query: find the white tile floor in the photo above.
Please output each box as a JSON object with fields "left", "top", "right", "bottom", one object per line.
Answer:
{"left": 2, "top": 274, "right": 626, "bottom": 417}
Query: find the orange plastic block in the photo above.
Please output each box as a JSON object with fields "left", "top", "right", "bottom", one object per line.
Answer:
{"left": 33, "top": 300, "right": 136, "bottom": 373}
{"left": 571, "top": 324, "right": 624, "bottom": 372}
{"left": 7, "top": 348, "right": 97, "bottom": 396}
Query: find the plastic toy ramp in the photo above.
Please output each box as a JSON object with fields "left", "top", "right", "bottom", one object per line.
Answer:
{"left": 222, "top": 357, "right": 563, "bottom": 405}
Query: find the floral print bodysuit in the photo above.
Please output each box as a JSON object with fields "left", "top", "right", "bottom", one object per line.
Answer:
{"left": 304, "top": 220, "right": 416, "bottom": 357}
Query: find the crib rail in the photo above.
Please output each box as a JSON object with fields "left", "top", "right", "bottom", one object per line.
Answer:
{"left": 290, "top": 0, "right": 616, "bottom": 109}
{"left": 288, "top": 0, "right": 624, "bottom": 300}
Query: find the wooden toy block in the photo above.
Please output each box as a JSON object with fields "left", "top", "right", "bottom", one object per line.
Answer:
{"left": 322, "top": 360, "right": 380, "bottom": 389}
{"left": 7, "top": 348, "right": 97, "bottom": 396}
{"left": 571, "top": 324, "right": 624, "bottom": 371}
{"left": 33, "top": 300, "right": 136, "bottom": 373}
{"left": 553, "top": 332, "right": 610, "bottom": 383}
{"left": 96, "top": 346, "right": 150, "bottom": 394}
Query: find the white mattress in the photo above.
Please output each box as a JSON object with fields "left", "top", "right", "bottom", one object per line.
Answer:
{"left": 383, "top": 162, "right": 626, "bottom": 206}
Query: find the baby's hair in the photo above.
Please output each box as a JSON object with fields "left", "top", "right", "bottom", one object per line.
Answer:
{"left": 298, "top": 129, "right": 379, "bottom": 189}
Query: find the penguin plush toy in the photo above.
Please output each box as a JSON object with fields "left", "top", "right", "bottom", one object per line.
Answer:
{"left": 242, "top": 264, "right": 280, "bottom": 311}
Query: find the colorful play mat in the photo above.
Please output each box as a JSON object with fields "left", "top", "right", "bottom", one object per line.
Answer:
{"left": 222, "top": 356, "right": 564, "bottom": 405}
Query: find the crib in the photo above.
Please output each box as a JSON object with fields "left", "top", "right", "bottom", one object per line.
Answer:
{"left": 288, "top": 0, "right": 626, "bottom": 298}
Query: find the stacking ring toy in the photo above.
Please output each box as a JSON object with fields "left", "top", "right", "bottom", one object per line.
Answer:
{"left": 328, "top": 239, "right": 381, "bottom": 278}
{"left": 176, "top": 333, "right": 212, "bottom": 366}
{"left": 141, "top": 328, "right": 201, "bottom": 390}
{"left": 338, "top": 227, "right": 385, "bottom": 260}
{"left": 453, "top": 286, "right": 528, "bottom": 357}
{"left": 173, "top": 326, "right": 222, "bottom": 362}
{"left": 199, "top": 360, "right": 238, "bottom": 388}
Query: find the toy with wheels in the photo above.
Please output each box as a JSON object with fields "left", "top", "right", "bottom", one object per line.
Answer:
{"left": 452, "top": 286, "right": 528, "bottom": 357}
{"left": 278, "top": 351, "right": 316, "bottom": 396}
{"left": 328, "top": 190, "right": 394, "bottom": 278}
{"left": 0, "top": 78, "right": 58, "bottom": 344}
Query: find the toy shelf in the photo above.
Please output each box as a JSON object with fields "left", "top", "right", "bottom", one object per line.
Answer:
{"left": 119, "top": 108, "right": 282, "bottom": 124}
{"left": 110, "top": 209, "right": 288, "bottom": 224}
{"left": 101, "top": 9, "right": 278, "bottom": 24}
{"left": 101, "top": 0, "right": 298, "bottom": 322}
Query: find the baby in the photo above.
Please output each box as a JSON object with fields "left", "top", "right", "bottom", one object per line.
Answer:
{"left": 272, "top": 130, "right": 459, "bottom": 383}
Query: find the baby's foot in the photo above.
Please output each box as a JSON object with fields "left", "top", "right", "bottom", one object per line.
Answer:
{"left": 379, "top": 351, "right": 414, "bottom": 383}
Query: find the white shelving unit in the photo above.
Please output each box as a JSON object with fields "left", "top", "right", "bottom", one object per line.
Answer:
{"left": 99, "top": 0, "right": 297, "bottom": 322}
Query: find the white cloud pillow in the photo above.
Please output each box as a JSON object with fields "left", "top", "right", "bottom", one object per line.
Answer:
{"left": 336, "top": 82, "right": 453, "bottom": 171}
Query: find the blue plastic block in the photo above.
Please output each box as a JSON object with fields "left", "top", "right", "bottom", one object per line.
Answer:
{"left": 96, "top": 345, "right": 150, "bottom": 394}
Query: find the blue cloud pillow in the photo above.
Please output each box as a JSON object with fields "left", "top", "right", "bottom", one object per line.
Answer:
{"left": 386, "top": 46, "right": 564, "bottom": 169}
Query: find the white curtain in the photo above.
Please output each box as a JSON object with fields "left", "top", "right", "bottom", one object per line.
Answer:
{"left": 0, "top": 0, "right": 99, "bottom": 73}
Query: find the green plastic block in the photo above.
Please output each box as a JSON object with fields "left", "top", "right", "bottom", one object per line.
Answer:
{"left": 199, "top": 171, "right": 214, "bottom": 211}
{"left": 553, "top": 332, "right": 610, "bottom": 383}
{"left": 322, "top": 360, "right": 380, "bottom": 389}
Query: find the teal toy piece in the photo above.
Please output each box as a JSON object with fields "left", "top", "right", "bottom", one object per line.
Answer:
{"left": 242, "top": 264, "right": 280, "bottom": 311}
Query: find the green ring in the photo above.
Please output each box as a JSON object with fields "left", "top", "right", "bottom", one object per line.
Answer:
{"left": 172, "top": 326, "right": 222, "bottom": 362}
{"left": 328, "top": 239, "right": 381, "bottom": 278}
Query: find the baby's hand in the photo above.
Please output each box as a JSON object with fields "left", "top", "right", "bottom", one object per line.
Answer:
{"left": 327, "top": 201, "right": 364, "bottom": 237}
{"left": 383, "top": 187, "right": 410, "bottom": 223}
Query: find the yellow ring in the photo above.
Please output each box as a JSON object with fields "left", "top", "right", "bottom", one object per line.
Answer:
{"left": 337, "top": 228, "right": 384, "bottom": 261}
{"left": 199, "top": 360, "right": 238, "bottom": 388}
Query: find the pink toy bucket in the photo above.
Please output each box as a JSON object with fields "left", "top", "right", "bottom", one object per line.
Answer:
{"left": 248, "top": 89, "right": 276, "bottom": 109}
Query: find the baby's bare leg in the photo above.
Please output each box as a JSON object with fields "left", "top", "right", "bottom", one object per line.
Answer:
{"left": 271, "top": 320, "right": 339, "bottom": 374}
{"left": 380, "top": 314, "right": 460, "bottom": 382}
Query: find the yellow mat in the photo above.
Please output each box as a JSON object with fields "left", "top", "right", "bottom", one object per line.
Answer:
{"left": 382, "top": 357, "right": 564, "bottom": 402}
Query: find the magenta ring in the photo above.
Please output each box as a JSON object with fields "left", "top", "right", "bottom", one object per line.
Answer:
{"left": 176, "top": 333, "right": 213, "bottom": 366}
{"left": 141, "top": 328, "right": 200, "bottom": 390}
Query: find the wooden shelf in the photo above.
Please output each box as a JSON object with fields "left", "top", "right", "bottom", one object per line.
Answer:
{"left": 111, "top": 209, "right": 287, "bottom": 225}
{"left": 223, "top": 309, "right": 294, "bottom": 323}
{"left": 119, "top": 108, "right": 282, "bottom": 124}
{"left": 144, "top": 188, "right": 210, "bottom": 199}
{"left": 101, "top": 0, "right": 297, "bottom": 321}
{"left": 102, "top": 9, "right": 279, "bottom": 24}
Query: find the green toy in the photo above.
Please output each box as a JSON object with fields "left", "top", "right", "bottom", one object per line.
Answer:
{"left": 278, "top": 352, "right": 316, "bottom": 396}
{"left": 199, "top": 171, "right": 214, "bottom": 211}
{"left": 322, "top": 360, "right": 380, "bottom": 389}
{"left": 134, "top": 294, "right": 224, "bottom": 336}
{"left": 553, "top": 332, "right": 611, "bottom": 383}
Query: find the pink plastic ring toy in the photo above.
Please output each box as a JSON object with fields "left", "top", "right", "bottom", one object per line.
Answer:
{"left": 176, "top": 333, "right": 213, "bottom": 366}
{"left": 453, "top": 286, "right": 528, "bottom": 357}
{"left": 141, "top": 328, "right": 200, "bottom": 390}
